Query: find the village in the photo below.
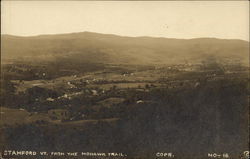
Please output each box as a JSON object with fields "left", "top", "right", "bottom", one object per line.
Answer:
{"left": 1, "top": 59, "right": 248, "bottom": 159}
{"left": 1, "top": 61, "right": 247, "bottom": 127}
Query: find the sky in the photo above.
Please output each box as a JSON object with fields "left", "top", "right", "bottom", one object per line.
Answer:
{"left": 1, "top": 1, "right": 249, "bottom": 41}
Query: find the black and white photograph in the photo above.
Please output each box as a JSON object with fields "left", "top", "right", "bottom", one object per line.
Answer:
{"left": 0, "top": 1, "right": 249, "bottom": 159}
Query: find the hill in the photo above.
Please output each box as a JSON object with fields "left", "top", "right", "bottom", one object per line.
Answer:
{"left": 1, "top": 32, "right": 249, "bottom": 65}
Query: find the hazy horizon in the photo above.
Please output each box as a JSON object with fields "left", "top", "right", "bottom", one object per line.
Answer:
{"left": 1, "top": 1, "right": 249, "bottom": 41}
{"left": 1, "top": 30, "right": 249, "bottom": 42}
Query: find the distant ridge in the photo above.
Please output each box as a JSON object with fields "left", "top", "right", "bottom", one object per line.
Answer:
{"left": 1, "top": 31, "right": 249, "bottom": 65}
{"left": 2, "top": 31, "right": 248, "bottom": 42}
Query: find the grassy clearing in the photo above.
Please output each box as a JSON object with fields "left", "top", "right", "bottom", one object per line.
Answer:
{"left": 0, "top": 107, "right": 51, "bottom": 126}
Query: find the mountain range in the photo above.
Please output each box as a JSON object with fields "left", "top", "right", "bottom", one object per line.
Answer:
{"left": 1, "top": 32, "right": 249, "bottom": 65}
